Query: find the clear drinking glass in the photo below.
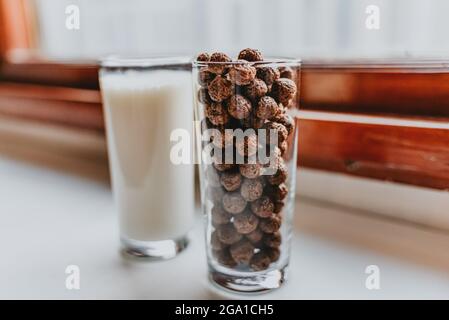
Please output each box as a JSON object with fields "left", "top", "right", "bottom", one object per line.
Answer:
{"left": 100, "top": 57, "right": 194, "bottom": 259}
{"left": 193, "top": 58, "right": 301, "bottom": 292}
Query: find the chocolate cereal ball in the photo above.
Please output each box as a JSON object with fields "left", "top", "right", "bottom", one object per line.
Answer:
{"left": 266, "top": 247, "right": 281, "bottom": 262}
{"left": 261, "top": 146, "right": 282, "bottom": 175}
{"left": 238, "top": 48, "right": 263, "bottom": 62}
{"left": 211, "top": 129, "right": 234, "bottom": 149}
{"left": 235, "top": 133, "right": 258, "bottom": 157}
{"left": 220, "top": 171, "right": 242, "bottom": 192}
{"left": 250, "top": 252, "right": 271, "bottom": 271}
{"left": 216, "top": 223, "right": 242, "bottom": 245}
{"left": 211, "top": 205, "right": 232, "bottom": 226}
{"left": 271, "top": 78, "right": 297, "bottom": 106}
{"left": 279, "top": 140, "right": 288, "bottom": 156}
{"left": 267, "top": 183, "right": 288, "bottom": 201}
{"left": 274, "top": 113, "right": 295, "bottom": 135}
{"left": 264, "top": 121, "right": 288, "bottom": 144}
{"left": 241, "top": 115, "right": 265, "bottom": 130}
{"left": 267, "top": 161, "right": 288, "bottom": 185}
{"left": 240, "top": 178, "right": 264, "bottom": 202}
{"left": 239, "top": 163, "right": 261, "bottom": 179}
{"left": 250, "top": 196, "right": 274, "bottom": 218}
{"left": 222, "top": 192, "right": 247, "bottom": 214}
{"left": 209, "top": 52, "right": 232, "bottom": 74}
{"left": 263, "top": 231, "right": 282, "bottom": 248}
{"left": 214, "top": 248, "right": 237, "bottom": 268}
{"left": 244, "top": 78, "right": 268, "bottom": 100}
{"left": 256, "top": 96, "right": 280, "bottom": 120}
{"left": 213, "top": 162, "right": 234, "bottom": 172}
{"left": 279, "top": 66, "right": 294, "bottom": 79}
{"left": 256, "top": 66, "right": 280, "bottom": 86}
{"left": 230, "top": 239, "right": 255, "bottom": 264}
{"left": 205, "top": 102, "right": 229, "bottom": 126}
{"left": 208, "top": 76, "right": 234, "bottom": 102}
{"left": 273, "top": 200, "right": 284, "bottom": 214}
{"left": 227, "top": 61, "right": 257, "bottom": 85}
{"left": 198, "top": 69, "right": 215, "bottom": 87}
{"left": 227, "top": 94, "right": 252, "bottom": 119}
{"left": 245, "top": 228, "right": 264, "bottom": 244}
{"left": 196, "top": 52, "right": 210, "bottom": 62}
{"left": 259, "top": 215, "right": 281, "bottom": 234}
{"left": 233, "top": 210, "right": 259, "bottom": 234}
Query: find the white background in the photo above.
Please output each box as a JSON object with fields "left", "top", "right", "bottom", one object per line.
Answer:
{"left": 35, "top": 0, "right": 449, "bottom": 60}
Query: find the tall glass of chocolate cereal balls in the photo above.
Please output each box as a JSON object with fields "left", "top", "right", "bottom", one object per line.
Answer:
{"left": 193, "top": 49, "right": 301, "bottom": 293}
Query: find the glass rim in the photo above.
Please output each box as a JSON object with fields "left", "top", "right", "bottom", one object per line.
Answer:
{"left": 100, "top": 55, "right": 192, "bottom": 68}
{"left": 193, "top": 57, "right": 302, "bottom": 67}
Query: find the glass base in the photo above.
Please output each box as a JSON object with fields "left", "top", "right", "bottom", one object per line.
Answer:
{"left": 121, "top": 236, "right": 189, "bottom": 260}
{"left": 209, "top": 265, "right": 288, "bottom": 294}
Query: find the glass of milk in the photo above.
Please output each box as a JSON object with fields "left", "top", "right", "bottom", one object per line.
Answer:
{"left": 99, "top": 57, "right": 194, "bottom": 259}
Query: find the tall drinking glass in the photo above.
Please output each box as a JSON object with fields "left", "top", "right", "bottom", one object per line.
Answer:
{"left": 193, "top": 58, "right": 301, "bottom": 292}
{"left": 100, "top": 57, "right": 194, "bottom": 259}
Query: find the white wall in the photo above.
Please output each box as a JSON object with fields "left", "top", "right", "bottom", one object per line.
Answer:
{"left": 35, "top": 0, "right": 449, "bottom": 60}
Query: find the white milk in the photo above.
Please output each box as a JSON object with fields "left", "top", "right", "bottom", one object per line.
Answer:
{"left": 100, "top": 70, "right": 194, "bottom": 241}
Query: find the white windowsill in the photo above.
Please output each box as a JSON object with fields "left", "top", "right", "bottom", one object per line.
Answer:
{"left": 0, "top": 156, "right": 448, "bottom": 299}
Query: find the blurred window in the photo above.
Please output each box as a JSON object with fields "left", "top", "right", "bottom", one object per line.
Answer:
{"left": 31, "top": 0, "right": 449, "bottom": 60}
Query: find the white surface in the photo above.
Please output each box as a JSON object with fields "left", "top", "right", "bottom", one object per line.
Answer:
{"left": 297, "top": 168, "right": 449, "bottom": 231}
{"left": 0, "top": 156, "right": 448, "bottom": 299}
